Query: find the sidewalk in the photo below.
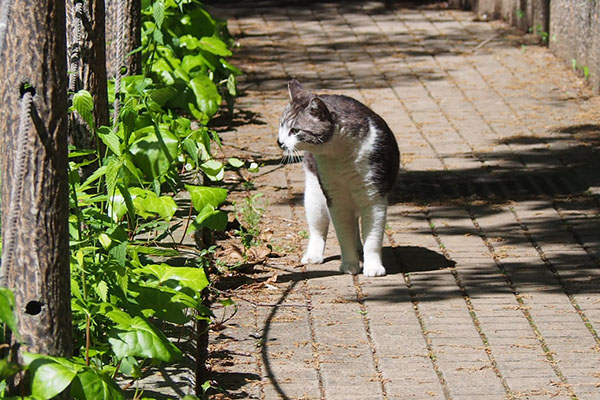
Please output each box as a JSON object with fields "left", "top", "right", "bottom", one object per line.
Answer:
{"left": 208, "top": 1, "right": 600, "bottom": 399}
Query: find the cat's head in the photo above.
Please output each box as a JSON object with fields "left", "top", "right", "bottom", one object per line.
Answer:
{"left": 277, "top": 80, "right": 334, "bottom": 154}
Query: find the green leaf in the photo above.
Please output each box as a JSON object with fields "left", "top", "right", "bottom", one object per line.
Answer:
{"left": 226, "top": 73, "right": 237, "bottom": 96}
{"left": 197, "top": 36, "right": 232, "bottom": 57}
{"left": 139, "top": 264, "right": 209, "bottom": 293}
{"left": 120, "top": 100, "right": 138, "bottom": 135}
{"left": 153, "top": 27, "right": 164, "bottom": 45}
{"left": 109, "top": 241, "right": 128, "bottom": 267}
{"left": 96, "top": 280, "right": 108, "bottom": 302}
{"left": 129, "top": 125, "right": 179, "bottom": 180}
{"left": 122, "top": 75, "right": 153, "bottom": 95}
{"left": 97, "top": 126, "right": 122, "bottom": 156}
{"left": 107, "top": 192, "right": 128, "bottom": 222}
{"left": 129, "top": 187, "right": 177, "bottom": 220}
{"left": 68, "top": 149, "right": 97, "bottom": 158}
{"left": 118, "top": 356, "right": 141, "bottom": 379}
{"left": 0, "top": 358, "right": 19, "bottom": 381}
{"left": 178, "top": 34, "right": 201, "bottom": 50}
{"left": 187, "top": 128, "right": 212, "bottom": 161}
{"left": 200, "top": 159, "right": 224, "bottom": 181}
{"left": 0, "top": 288, "right": 18, "bottom": 338}
{"left": 151, "top": 58, "right": 177, "bottom": 85}
{"left": 153, "top": 0, "right": 165, "bottom": 29}
{"left": 105, "top": 157, "right": 122, "bottom": 203}
{"left": 98, "top": 233, "right": 112, "bottom": 249}
{"left": 101, "top": 305, "right": 131, "bottom": 326}
{"left": 181, "top": 54, "right": 211, "bottom": 76}
{"left": 71, "top": 90, "right": 95, "bottom": 131}
{"left": 185, "top": 185, "right": 227, "bottom": 212}
{"left": 128, "top": 284, "right": 190, "bottom": 325}
{"left": 182, "top": 138, "right": 199, "bottom": 166}
{"left": 201, "top": 381, "right": 212, "bottom": 393}
{"left": 227, "top": 157, "right": 244, "bottom": 168}
{"left": 70, "top": 368, "right": 125, "bottom": 400}
{"left": 189, "top": 74, "right": 221, "bottom": 120}
{"left": 128, "top": 245, "right": 180, "bottom": 257}
{"left": 149, "top": 86, "right": 178, "bottom": 106}
{"left": 24, "top": 354, "right": 81, "bottom": 400}
{"left": 107, "top": 312, "right": 182, "bottom": 362}
{"left": 192, "top": 205, "right": 227, "bottom": 232}
{"left": 78, "top": 165, "right": 107, "bottom": 192}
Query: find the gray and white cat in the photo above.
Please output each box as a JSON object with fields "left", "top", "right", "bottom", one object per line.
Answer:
{"left": 278, "top": 80, "right": 400, "bottom": 277}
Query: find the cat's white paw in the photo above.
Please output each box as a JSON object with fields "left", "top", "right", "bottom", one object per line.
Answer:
{"left": 340, "top": 261, "right": 361, "bottom": 275}
{"left": 301, "top": 253, "right": 324, "bottom": 264}
{"left": 363, "top": 263, "right": 386, "bottom": 277}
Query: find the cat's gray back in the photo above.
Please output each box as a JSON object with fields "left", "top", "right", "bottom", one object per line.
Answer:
{"left": 319, "top": 94, "right": 399, "bottom": 195}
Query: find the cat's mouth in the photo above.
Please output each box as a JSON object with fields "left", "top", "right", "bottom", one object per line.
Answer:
{"left": 276, "top": 137, "right": 288, "bottom": 150}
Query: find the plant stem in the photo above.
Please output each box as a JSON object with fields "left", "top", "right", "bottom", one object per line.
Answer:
{"left": 85, "top": 315, "right": 91, "bottom": 366}
{"left": 179, "top": 202, "right": 194, "bottom": 245}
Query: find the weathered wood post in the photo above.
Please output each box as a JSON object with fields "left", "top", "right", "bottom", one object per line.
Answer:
{"left": 0, "top": 0, "right": 72, "bottom": 358}
{"left": 66, "top": 0, "right": 109, "bottom": 154}
{"left": 106, "top": 0, "right": 142, "bottom": 78}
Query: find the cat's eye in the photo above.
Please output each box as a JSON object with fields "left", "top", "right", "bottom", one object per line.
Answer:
{"left": 290, "top": 128, "right": 300, "bottom": 135}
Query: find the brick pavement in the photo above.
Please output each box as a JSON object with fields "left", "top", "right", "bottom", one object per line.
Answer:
{"left": 206, "top": 1, "right": 600, "bottom": 399}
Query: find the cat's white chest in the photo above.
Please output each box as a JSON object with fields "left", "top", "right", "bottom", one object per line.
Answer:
{"left": 314, "top": 121, "right": 381, "bottom": 208}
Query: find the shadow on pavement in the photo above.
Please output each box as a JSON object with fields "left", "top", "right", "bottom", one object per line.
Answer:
{"left": 207, "top": 0, "right": 499, "bottom": 92}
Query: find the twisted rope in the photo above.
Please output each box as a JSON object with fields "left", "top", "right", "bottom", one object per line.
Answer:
{"left": 0, "top": 90, "right": 34, "bottom": 287}
{"left": 112, "top": 0, "right": 126, "bottom": 131}
{"left": 68, "top": 0, "right": 84, "bottom": 93}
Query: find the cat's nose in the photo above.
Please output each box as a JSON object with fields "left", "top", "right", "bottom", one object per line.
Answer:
{"left": 277, "top": 138, "right": 286, "bottom": 149}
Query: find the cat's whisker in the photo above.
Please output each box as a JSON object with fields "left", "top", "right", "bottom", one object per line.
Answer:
{"left": 279, "top": 148, "right": 303, "bottom": 165}
{"left": 280, "top": 149, "right": 297, "bottom": 165}
{"left": 293, "top": 149, "right": 302, "bottom": 164}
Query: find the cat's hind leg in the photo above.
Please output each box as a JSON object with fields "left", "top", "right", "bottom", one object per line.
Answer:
{"left": 360, "top": 200, "right": 388, "bottom": 277}
{"left": 301, "top": 155, "right": 329, "bottom": 264}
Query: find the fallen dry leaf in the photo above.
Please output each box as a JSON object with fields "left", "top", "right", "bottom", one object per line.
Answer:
{"left": 246, "top": 245, "right": 271, "bottom": 263}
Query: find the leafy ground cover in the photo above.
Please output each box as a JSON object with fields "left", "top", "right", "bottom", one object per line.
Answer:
{"left": 0, "top": 1, "right": 260, "bottom": 398}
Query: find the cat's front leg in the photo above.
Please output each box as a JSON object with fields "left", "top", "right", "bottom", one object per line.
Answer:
{"left": 361, "top": 201, "right": 388, "bottom": 277}
{"left": 329, "top": 205, "right": 361, "bottom": 275}
{"left": 301, "top": 156, "right": 329, "bottom": 264}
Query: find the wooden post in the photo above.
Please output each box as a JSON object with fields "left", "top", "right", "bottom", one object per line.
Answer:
{"left": 0, "top": 0, "right": 72, "bottom": 358}
{"left": 66, "top": 0, "right": 109, "bottom": 155}
{"left": 106, "top": 0, "right": 142, "bottom": 78}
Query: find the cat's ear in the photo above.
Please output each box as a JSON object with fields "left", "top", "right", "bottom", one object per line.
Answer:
{"left": 308, "top": 97, "right": 330, "bottom": 120}
{"left": 288, "top": 79, "right": 307, "bottom": 101}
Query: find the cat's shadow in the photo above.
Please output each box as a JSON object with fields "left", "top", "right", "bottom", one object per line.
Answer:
{"left": 382, "top": 245, "right": 455, "bottom": 274}
{"left": 277, "top": 246, "right": 454, "bottom": 284}
{"left": 320, "top": 246, "right": 453, "bottom": 274}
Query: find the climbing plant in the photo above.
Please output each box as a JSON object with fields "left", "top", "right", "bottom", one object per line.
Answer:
{"left": 0, "top": 0, "right": 241, "bottom": 397}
